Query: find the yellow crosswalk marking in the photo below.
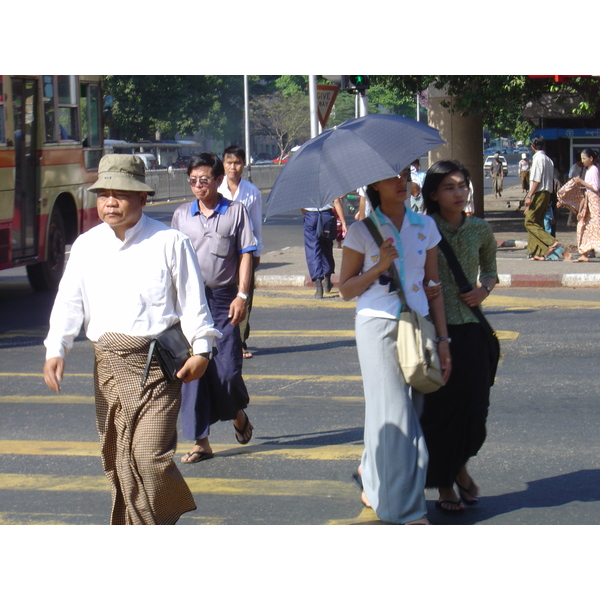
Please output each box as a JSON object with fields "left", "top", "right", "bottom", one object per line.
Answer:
{"left": 0, "top": 440, "right": 364, "bottom": 460}
{"left": 0, "top": 395, "right": 364, "bottom": 405}
{"left": 0, "top": 473, "right": 356, "bottom": 499}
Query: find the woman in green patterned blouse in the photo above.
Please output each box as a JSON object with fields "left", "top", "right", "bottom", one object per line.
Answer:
{"left": 420, "top": 160, "right": 498, "bottom": 515}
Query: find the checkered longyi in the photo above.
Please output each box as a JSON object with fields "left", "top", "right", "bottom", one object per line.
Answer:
{"left": 94, "top": 332, "right": 196, "bottom": 525}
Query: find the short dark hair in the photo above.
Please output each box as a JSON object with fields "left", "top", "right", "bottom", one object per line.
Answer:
{"left": 223, "top": 145, "right": 246, "bottom": 163}
{"left": 187, "top": 152, "right": 225, "bottom": 178}
{"left": 531, "top": 135, "right": 545, "bottom": 151}
{"left": 423, "top": 159, "right": 471, "bottom": 215}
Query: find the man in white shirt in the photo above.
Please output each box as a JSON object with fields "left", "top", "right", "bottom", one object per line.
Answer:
{"left": 219, "top": 145, "right": 262, "bottom": 358}
{"left": 43, "top": 155, "right": 220, "bottom": 524}
{"left": 524, "top": 136, "right": 563, "bottom": 260}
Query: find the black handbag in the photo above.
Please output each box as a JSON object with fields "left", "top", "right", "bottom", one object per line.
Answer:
{"left": 437, "top": 235, "right": 501, "bottom": 387}
{"left": 141, "top": 322, "right": 193, "bottom": 386}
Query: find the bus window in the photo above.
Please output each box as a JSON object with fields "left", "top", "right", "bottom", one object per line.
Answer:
{"left": 0, "top": 77, "right": 5, "bottom": 143}
{"left": 43, "top": 76, "right": 56, "bottom": 143}
{"left": 80, "top": 82, "right": 102, "bottom": 170}
{"left": 43, "top": 75, "right": 79, "bottom": 142}
{"left": 57, "top": 75, "right": 78, "bottom": 140}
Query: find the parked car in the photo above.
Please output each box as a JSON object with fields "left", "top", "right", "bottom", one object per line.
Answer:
{"left": 484, "top": 154, "right": 508, "bottom": 176}
{"left": 272, "top": 153, "right": 291, "bottom": 164}
{"left": 514, "top": 146, "right": 531, "bottom": 156}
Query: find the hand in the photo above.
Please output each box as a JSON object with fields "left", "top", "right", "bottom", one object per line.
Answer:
{"left": 424, "top": 282, "right": 442, "bottom": 301}
{"left": 460, "top": 286, "right": 488, "bottom": 308}
{"left": 177, "top": 355, "right": 209, "bottom": 383}
{"left": 437, "top": 341, "right": 452, "bottom": 383}
{"left": 377, "top": 238, "right": 399, "bottom": 273}
{"left": 228, "top": 296, "right": 247, "bottom": 325}
{"left": 43, "top": 357, "right": 65, "bottom": 393}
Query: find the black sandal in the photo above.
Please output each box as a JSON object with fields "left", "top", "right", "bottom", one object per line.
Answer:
{"left": 234, "top": 410, "right": 253, "bottom": 445}
{"left": 456, "top": 477, "right": 480, "bottom": 505}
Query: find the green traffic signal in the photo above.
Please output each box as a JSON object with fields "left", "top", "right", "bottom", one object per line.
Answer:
{"left": 348, "top": 75, "right": 370, "bottom": 90}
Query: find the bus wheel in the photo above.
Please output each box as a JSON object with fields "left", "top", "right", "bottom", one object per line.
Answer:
{"left": 26, "top": 208, "right": 66, "bottom": 291}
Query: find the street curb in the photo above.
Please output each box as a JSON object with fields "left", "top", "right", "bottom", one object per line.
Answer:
{"left": 497, "top": 239, "right": 527, "bottom": 248}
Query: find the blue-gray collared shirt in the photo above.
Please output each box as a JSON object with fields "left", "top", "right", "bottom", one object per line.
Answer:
{"left": 171, "top": 196, "right": 257, "bottom": 289}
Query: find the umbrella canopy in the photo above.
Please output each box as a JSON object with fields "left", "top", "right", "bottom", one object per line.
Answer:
{"left": 265, "top": 113, "right": 445, "bottom": 218}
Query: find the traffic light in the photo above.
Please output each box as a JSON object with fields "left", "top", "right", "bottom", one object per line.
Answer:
{"left": 340, "top": 75, "right": 370, "bottom": 93}
{"left": 349, "top": 75, "right": 370, "bottom": 90}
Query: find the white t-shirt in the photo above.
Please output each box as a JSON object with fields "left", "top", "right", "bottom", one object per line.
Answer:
{"left": 343, "top": 208, "right": 441, "bottom": 319}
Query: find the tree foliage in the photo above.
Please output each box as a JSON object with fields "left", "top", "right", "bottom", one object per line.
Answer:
{"left": 372, "top": 75, "right": 600, "bottom": 139}
{"left": 249, "top": 91, "right": 310, "bottom": 156}
{"left": 103, "top": 75, "right": 248, "bottom": 143}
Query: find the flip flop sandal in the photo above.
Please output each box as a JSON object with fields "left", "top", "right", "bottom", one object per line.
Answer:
{"left": 435, "top": 499, "right": 465, "bottom": 514}
{"left": 181, "top": 451, "right": 214, "bottom": 464}
{"left": 234, "top": 410, "right": 253, "bottom": 445}
{"left": 456, "top": 478, "right": 480, "bottom": 505}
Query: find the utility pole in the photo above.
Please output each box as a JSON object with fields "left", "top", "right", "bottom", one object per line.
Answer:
{"left": 243, "top": 75, "right": 252, "bottom": 181}
{"left": 309, "top": 75, "right": 319, "bottom": 138}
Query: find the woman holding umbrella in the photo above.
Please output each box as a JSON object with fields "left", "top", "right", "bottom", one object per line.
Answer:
{"left": 420, "top": 160, "right": 497, "bottom": 514}
{"left": 338, "top": 166, "right": 451, "bottom": 525}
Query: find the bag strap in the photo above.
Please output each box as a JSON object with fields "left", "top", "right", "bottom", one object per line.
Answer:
{"left": 141, "top": 339, "right": 157, "bottom": 387}
{"left": 363, "top": 215, "right": 408, "bottom": 308}
{"left": 437, "top": 233, "right": 495, "bottom": 337}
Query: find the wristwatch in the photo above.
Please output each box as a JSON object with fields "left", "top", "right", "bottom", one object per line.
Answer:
{"left": 196, "top": 351, "right": 212, "bottom": 360}
{"left": 436, "top": 337, "right": 452, "bottom": 343}
{"left": 483, "top": 285, "right": 491, "bottom": 295}
{"left": 237, "top": 291, "right": 249, "bottom": 302}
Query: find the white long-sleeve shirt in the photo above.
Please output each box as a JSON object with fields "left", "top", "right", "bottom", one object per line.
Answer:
{"left": 218, "top": 178, "right": 263, "bottom": 257}
{"left": 44, "top": 214, "right": 221, "bottom": 359}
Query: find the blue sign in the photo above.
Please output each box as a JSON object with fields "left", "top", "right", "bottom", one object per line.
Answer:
{"left": 531, "top": 128, "right": 600, "bottom": 140}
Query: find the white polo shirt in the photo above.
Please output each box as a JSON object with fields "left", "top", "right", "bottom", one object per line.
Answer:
{"left": 343, "top": 207, "right": 440, "bottom": 319}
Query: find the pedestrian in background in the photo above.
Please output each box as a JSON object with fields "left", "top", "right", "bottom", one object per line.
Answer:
{"left": 421, "top": 159, "right": 497, "bottom": 514}
{"left": 339, "top": 165, "right": 451, "bottom": 525}
{"left": 524, "top": 136, "right": 563, "bottom": 260}
{"left": 172, "top": 153, "right": 256, "bottom": 463}
{"left": 568, "top": 148, "right": 600, "bottom": 262}
{"left": 43, "top": 155, "right": 220, "bottom": 524}
{"left": 303, "top": 198, "right": 347, "bottom": 298}
{"left": 219, "top": 145, "right": 263, "bottom": 359}
{"left": 490, "top": 153, "right": 504, "bottom": 199}
{"left": 518, "top": 153, "right": 530, "bottom": 193}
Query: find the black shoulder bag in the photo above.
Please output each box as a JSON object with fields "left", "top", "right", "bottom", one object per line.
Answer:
{"left": 437, "top": 235, "right": 501, "bottom": 386}
{"left": 141, "top": 322, "right": 193, "bottom": 387}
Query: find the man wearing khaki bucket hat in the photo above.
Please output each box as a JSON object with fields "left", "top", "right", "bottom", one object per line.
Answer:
{"left": 43, "top": 154, "right": 221, "bottom": 524}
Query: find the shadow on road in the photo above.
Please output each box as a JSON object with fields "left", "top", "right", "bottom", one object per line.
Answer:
{"left": 428, "top": 469, "right": 600, "bottom": 525}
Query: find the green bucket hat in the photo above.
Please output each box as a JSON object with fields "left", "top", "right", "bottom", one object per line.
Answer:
{"left": 88, "top": 154, "right": 156, "bottom": 196}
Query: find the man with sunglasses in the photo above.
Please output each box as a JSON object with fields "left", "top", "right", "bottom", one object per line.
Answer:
{"left": 171, "top": 153, "right": 257, "bottom": 464}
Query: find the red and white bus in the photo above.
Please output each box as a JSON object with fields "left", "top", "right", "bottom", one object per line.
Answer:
{"left": 0, "top": 75, "right": 103, "bottom": 290}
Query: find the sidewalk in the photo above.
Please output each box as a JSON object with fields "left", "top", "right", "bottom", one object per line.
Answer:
{"left": 255, "top": 185, "right": 600, "bottom": 288}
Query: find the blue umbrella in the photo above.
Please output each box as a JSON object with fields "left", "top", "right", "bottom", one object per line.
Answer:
{"left": 265, "top": 113, "right": 445, "bottom": 218}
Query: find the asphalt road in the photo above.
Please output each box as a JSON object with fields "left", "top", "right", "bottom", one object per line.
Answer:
{"left": 1, "top": 261, "right": 600, "bottom": 527}
{"left": 2, "top": 192, "right": 600, "bottom": 530}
